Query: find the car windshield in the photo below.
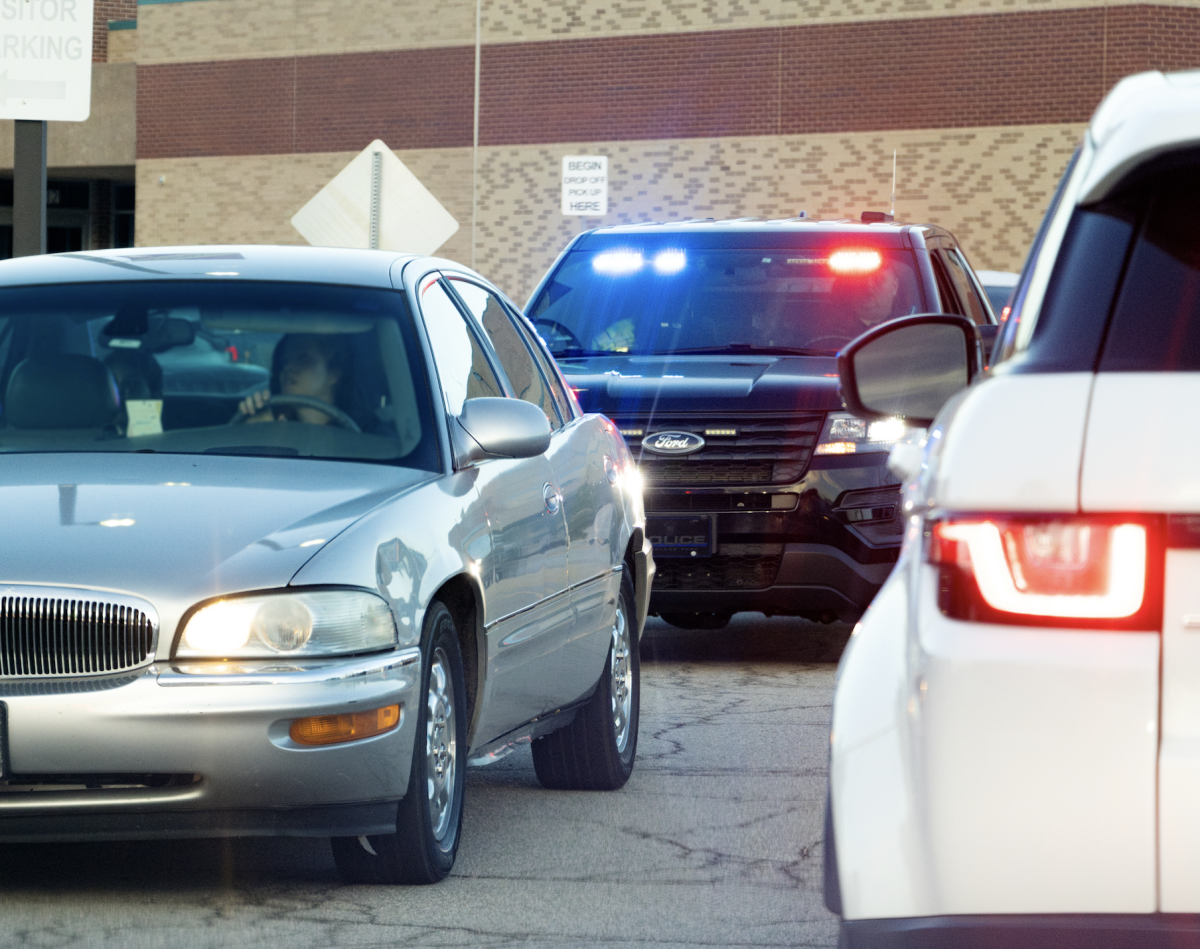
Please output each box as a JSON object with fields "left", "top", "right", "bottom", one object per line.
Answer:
{"left": 528, "top": 246, "right": 927, "bottom": 356}
{"left": 0, "top": 280, "right": 439, "bottom": 468}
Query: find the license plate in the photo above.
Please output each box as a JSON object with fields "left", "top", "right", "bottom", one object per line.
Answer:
{"left": 646, "top": 516, "right": 714, "bottom": 557}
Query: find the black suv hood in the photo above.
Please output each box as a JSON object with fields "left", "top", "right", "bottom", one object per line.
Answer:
{"left": 557, "top": 354, "right": 843, "bottom": 416}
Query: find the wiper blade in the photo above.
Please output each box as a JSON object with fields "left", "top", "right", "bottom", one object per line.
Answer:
{"left": 651, "top": 344, "right": 835, "bottom": 356}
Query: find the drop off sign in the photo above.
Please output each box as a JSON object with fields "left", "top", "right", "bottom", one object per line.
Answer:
{"left": 561, "top": 156, "right": 607, "bottom": 216}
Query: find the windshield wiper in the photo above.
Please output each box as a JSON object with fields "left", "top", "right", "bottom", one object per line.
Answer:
{"left": 651, "top": 344, "right": 835, "bottom": 356}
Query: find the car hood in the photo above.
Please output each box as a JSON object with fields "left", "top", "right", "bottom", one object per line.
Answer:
{"left": 557, "top": 353, "right": 843, "bottom": 415}
{"left": 0, "top": 452, "right": 433, "bottom": 643}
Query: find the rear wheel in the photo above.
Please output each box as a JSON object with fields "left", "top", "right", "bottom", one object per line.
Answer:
{"left": 532, "top": 571, "right": 639, "bottom": 790}
{"left": 331, "top": 600, "right": 466, "bottom": 884}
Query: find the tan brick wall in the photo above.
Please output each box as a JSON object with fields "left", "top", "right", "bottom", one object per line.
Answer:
{"left": 473, "top": 124, "right": 1084, "bottom": 303}
{"left": 108, "top": 27, "right": 138, "bottom": 64}
{"left": 137, "top": 0, "right": 475, "bottom": 65}
{"left": 136, "top": 0, "right": 1200, "bottom": 64}
{"left": 135, "top": 123, "right": 1081, "bottom": 304}
{"left": 135, "top": 148, "right": 473, "bottom": 263}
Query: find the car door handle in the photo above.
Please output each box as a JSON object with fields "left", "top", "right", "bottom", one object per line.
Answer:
{"left": 543, "top": 482, "right": 561, "bottom": 515}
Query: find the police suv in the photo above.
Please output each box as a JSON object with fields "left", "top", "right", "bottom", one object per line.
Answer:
{"left": 526, "top": 215, "right": 997, "bottom": 628}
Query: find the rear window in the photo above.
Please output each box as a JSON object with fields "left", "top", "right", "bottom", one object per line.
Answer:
{"left": 0, "top": 280, "right": 439, "bottom": 468}
{"left": 528, "top": 246, "right": 926, "bottom": 356}
{"left": 1100, "top": 167, "right": 1200, "bottom": 371}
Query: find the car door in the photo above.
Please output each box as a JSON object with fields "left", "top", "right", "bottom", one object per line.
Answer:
{"left": 447, "top": 276, "right": 619, "bottom": 708}
{"left": 416, "top": 274, "right": 571, "bottom": 742}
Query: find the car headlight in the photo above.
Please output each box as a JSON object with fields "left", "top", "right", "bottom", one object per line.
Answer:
{"left": 177, "top": 590, "right": 397, "bottom": 659}
{"left": 815, "top": 411, "right": 913, "bottom": 456}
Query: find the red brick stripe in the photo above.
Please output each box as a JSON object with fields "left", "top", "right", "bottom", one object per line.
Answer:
{"left": 136, "top": 5, "right": 1200, "bottom": 159}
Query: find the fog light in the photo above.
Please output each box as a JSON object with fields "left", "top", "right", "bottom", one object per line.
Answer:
{"left": 290, "top": 705, "right": 402, "bottom": 746}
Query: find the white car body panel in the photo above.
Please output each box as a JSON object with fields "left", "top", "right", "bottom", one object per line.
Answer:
{"left": 1082, "top": 377, "right": 1200, "bottom": 911}
{"left": 936, "top": 373, "right": 1092, "bottom": 513}
{"left": 1081, "top": 373, "right": 1200, "bottom": 511}
{"left": 1160, "top": 550, "right": 1200, "bottom": 911}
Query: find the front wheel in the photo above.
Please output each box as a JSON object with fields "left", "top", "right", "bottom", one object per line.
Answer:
{"left": 532, "top": 571, "right": 639, "bottom": 790}
{"left": 331, "top": 599, "right": 467, "bottom": 884}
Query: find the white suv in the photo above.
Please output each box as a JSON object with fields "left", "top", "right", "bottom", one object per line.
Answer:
{"left": 826, "top": 70, "right": 1200, "bottom": 947}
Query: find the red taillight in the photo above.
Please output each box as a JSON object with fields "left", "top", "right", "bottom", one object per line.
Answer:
{"left": 930, "top": 516, "right": 1159, "bottom": 627}
{"left": 828, "top": 249, "right": 883, "bottom": 274}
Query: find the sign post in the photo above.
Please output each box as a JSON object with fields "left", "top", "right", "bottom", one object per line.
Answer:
{"left": 0, "top": 0, "right": 95, "bottom": 256}
{"left": 561, "top": 156, "right": 608, "bottom": 216}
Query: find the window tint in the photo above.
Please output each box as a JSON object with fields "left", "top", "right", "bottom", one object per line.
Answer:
{"left": 419, "top": 279, "right": 502, "bottom": 414}
{"left": 930, "top": 254, "right": 963, "bottom": 316}
{"left": 1101, "top": 170, "right": 1200, "bottom": 371}
{"left": 450, "top": 279, "right": 561, "bottom": 430}
{"left": 944, "top": 250, "right": 989, "bottom": 325}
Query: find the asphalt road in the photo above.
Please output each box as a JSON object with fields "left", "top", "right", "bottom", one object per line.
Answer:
{"left": 0, "top": 614, "right": 850, "bottom": 949}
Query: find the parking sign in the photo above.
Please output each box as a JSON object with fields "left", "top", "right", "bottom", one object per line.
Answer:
{"left": 0, "top": 0, "right": 94, "bottom": 122}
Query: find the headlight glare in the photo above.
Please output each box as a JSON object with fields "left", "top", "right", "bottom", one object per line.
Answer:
{"left": 179, "top": 590, "right": 396, "bottom": 658}
{"left": 816, "top": 411, "right": 914, "bottom": 455}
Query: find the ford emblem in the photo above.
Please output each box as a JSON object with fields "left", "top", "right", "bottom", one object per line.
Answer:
{"left": 641, "top": 431, "right": 705, "bottom": 455}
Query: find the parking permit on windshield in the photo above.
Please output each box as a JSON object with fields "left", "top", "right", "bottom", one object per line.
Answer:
{"left": 126, "top": 399, "right": 164, "bottom": 437}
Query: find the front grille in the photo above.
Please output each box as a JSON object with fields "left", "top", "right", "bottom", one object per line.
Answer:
{"left": 654, "top": 555, "right": 782, "bottom": 591}
{"left": 0, "top": 594, "right": 156, "bottom": 678}
{"left": 623, "top": 414, "right": 823, "bottom": 486}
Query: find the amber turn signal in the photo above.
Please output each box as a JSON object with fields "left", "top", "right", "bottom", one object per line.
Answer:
{"left": 290, "top": 704, "right": 402, "bottom": 746}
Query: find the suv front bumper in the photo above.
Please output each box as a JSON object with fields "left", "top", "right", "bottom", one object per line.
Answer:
{"left": 651, "top": 542, "right": 895, "bottom": 621}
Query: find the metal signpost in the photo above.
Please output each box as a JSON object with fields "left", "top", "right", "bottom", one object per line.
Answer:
{"left": 0, "top": 0, "right": 95, "bottom": 256}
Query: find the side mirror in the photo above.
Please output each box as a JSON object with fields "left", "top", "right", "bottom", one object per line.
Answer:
{"left": 453, "top": 397, "right": 551, "bottom": 465}
{"left": 837, "top": 314, "right": 981, "bottom": 427}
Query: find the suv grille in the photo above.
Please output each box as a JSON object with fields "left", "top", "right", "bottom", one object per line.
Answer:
{"left": 623, "top": 414, "right": 824, "bottom": 486}
{"left": 0, "top": 594, "right": 156, "bottom": 678}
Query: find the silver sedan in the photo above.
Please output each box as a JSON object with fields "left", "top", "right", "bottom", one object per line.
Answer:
{"left": 0, "top": 246, "right": 653, "bottom": 884}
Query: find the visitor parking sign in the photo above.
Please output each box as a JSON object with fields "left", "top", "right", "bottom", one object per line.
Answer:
{"left": 0, "top": 0, "right": 94, "bottom": 121}
{"left": 561, "top": 156, "right": 608, "bottom": 216}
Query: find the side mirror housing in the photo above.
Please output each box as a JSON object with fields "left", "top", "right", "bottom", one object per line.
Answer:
{"left": 837, "top": 314, "right": 981, "bottom": 427}
{"left": 453, "top": 397, "right": 551, "bottom": 466}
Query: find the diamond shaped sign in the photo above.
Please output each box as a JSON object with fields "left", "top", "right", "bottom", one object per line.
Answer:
{"left": 291, "top": 140, "right": 459, "bottom": 255}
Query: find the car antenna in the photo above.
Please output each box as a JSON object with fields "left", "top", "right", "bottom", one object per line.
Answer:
{"left": 890, "top": 149, "right": 897, "bottom": 218}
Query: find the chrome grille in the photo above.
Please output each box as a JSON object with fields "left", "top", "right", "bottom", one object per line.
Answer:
{"left": 0, "top": 592, "right": 156, "bottom": 678}
{"left": 623, "top": 414, "right": 823, "bottom": 486}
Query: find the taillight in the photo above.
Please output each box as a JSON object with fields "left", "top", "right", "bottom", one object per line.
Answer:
{"left": 929, "top": 515, "right": 1162, "bottom": 629}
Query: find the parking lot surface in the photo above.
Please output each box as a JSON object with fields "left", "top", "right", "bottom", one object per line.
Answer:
{"left": 0, "top": 615, "right": 849, "bottom": 949}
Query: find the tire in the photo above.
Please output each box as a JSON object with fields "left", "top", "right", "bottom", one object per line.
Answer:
{"left": 532, "top": 571, "right": 639, "bottom": 791}
{"left": 331, "top": 599, "right": 467, "bottom": 884}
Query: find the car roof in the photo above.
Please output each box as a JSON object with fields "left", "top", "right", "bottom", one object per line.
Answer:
{"left": 1080, "top": 69, "right": 1200, "bottom": 203}
{"left": 0, "top": 245, "right": 422, "bottom": 289}
{"left": 573, "top": 218, "right": 955, "bottom": 251}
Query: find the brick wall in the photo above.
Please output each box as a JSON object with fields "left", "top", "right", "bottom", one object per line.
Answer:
{"left": 93, "top": 0, "right": 137, "bottom": 62}
{"left": 136, "top": 5, "right": 1200, "bottom": 160}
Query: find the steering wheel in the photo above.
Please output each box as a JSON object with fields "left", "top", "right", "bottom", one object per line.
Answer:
{"left": 805, "top": 334, "right": 855, "bottom": 352}
{"left": 228, "top": 394, "right": 362, "bottom": 432}
{"left": 532, "top": 319, "right": 584, "bottom": 352}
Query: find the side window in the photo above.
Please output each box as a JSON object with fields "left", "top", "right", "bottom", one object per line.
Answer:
{"left": 419, "top": 278, "right": 502, "bottom": 414}
{"left": 450, "top": 279, "right": 563, "bottom": 430}
{"left": 930, "top": 253, "right": 963, "bottom": 316}
{"left": 514, "top": 313, "right": 576, "bottom": 424}
{"left": 944, "top": 249, "right": 990, "bottom": 325}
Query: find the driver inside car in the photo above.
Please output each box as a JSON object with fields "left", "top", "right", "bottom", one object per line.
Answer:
{"left": 238, "top": 333, "right": 351, "bottom": 426}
